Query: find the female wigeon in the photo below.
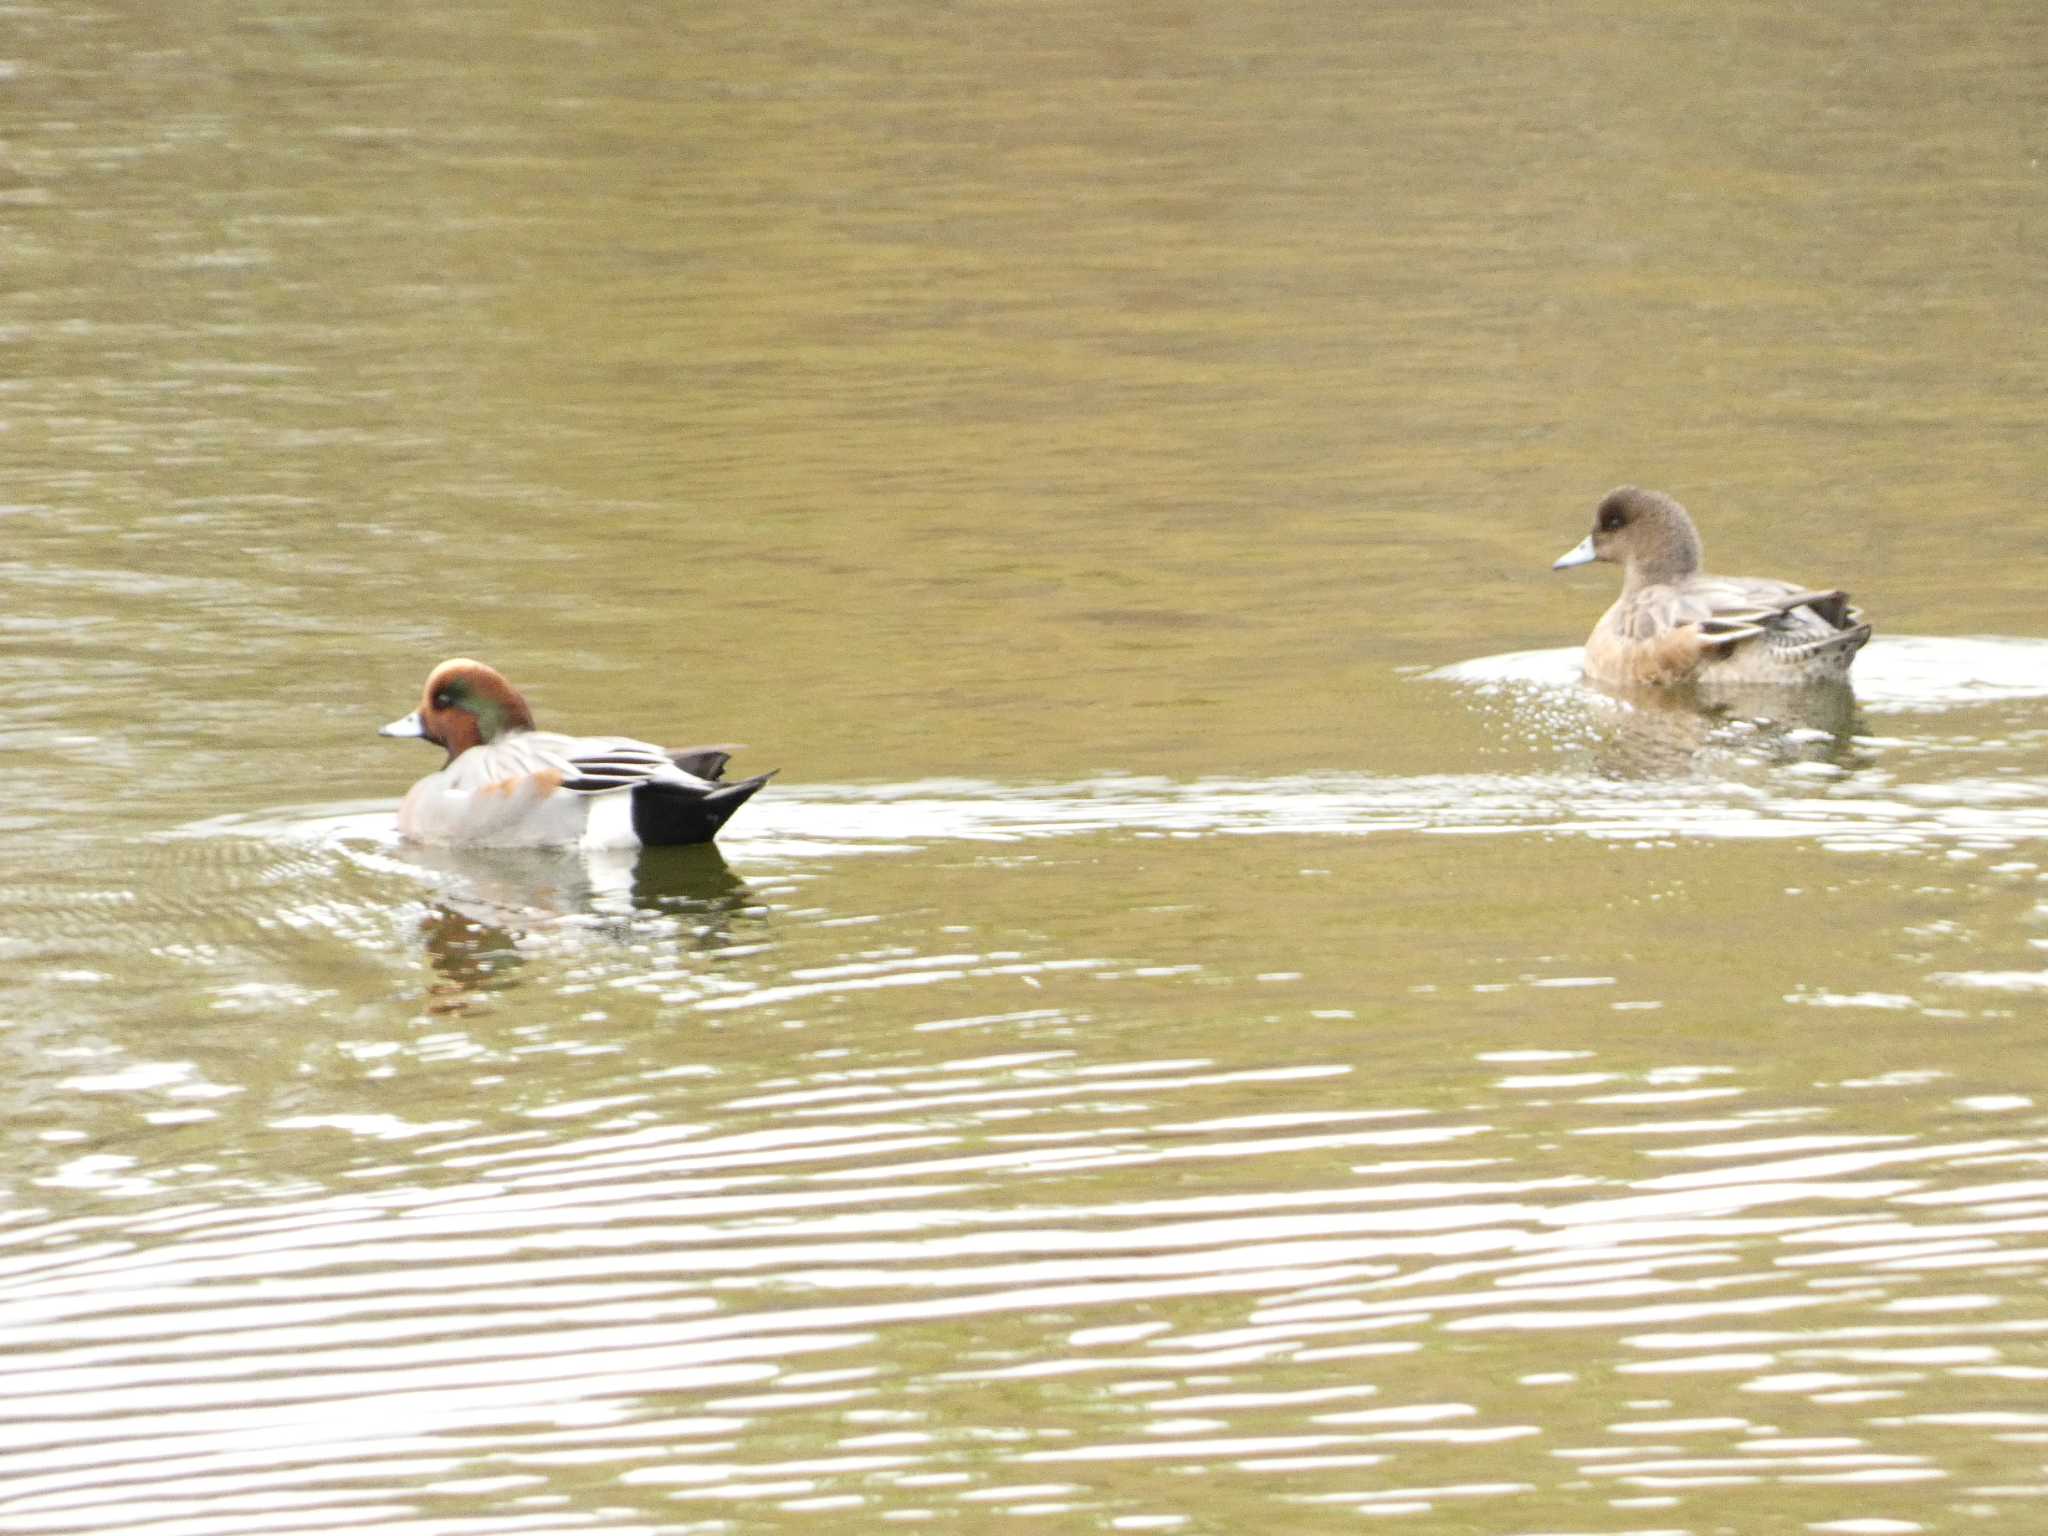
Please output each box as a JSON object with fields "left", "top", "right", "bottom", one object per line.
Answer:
{"left": 380, "top": 658, "right": 772, "bottom": 848}
{"left": 1553, "top": 486, "right": 1872, "bottom": 688}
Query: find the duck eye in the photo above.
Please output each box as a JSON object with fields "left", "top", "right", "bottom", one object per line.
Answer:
{"left": 432, "top": 690, "right": 454, "bottom": 710}
{"left": 1599, "top": 509, "right": 1626, "bottom": 532}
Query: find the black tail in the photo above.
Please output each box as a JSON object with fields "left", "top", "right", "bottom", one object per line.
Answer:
{"left": 669, "top": 745, "right": 741, "bottom": 780}
{"left": 630, "top": 771, "right": 775, "bottom": 847}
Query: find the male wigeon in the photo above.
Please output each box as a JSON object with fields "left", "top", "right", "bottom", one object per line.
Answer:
{"left": 1553, "top": 486, "right": 1872, "bottom": 688}
{"left": 380, "top": 658, "right": 772, "bottom": 848}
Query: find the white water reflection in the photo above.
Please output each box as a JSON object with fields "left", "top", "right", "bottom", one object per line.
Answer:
{"left": 191, "top": 760, "right": 2048, "bottom": 876}
{"left": 1433, "top": 635, "right": 2048, "bottom": 714}
{"left": 7, "top": 1045, "right": 2048, "bottom": 1529}
{"left": 713, "top": 768, "right": 2048, "bottom": 861}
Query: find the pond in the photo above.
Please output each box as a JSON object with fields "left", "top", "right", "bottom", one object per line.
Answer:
{"left": 2, "top": 2, "right": 2045, "bottom": 1533}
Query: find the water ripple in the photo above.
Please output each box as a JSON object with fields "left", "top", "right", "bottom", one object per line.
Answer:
{"left": 184, "top": 759, "right": 2048, "bottom": 876}
{"left": 1433, "top": 635, "right": 2048, "bottom": 714}
{"left": 7, "top": 1046, "right": 2048, "bottom": 1528}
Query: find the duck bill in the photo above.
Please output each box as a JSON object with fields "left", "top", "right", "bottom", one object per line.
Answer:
{"left": 1552, "top": 534, "right": 1598, "bottom": 570}
{"left": 379, "top": 710, "right": 428, "bottom": 739}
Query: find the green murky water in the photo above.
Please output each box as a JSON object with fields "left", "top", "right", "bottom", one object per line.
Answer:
{"left": 3, "top": 2, "right": 2046, "bottom": 1532}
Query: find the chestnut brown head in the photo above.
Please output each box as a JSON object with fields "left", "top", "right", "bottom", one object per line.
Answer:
{"left": 379, "top": 658, "right": 538, "bottom": 762}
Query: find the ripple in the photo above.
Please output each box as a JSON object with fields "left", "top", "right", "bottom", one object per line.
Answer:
{"left": 7, "top": 1043, "right": 2048, "bottom": 1530}
{"left": 181, "top": 757, "right": 2048, "bottom": 875}
{"left": 161, "top": 632, "right": 2048, "bottom": 888}
{"left": 1433, "top": 635, "right": 2048, "bottom": 713}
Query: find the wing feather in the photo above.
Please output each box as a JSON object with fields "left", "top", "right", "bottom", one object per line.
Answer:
{"left": 450, "top": 732, "right": 705, "bottom": 797}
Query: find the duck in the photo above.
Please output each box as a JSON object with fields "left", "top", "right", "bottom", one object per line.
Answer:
{"left": 379, "top": 658, "right": 773, "bottom": 848}
{"left": 1553, "top": 486, "right": 1871, "bottom": 688}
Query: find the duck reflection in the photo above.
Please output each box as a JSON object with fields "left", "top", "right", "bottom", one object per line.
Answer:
{"left": 417, "top": 905, "right": 526, "bottom": 1016}
{"left": 627, "top": 842, "right": 752, "bottom": 913}
{"left": 405, "top": 842, "right": 759, "bottom": 1014}
{"left": 1580, "top": 673, "right": 1867, "bottom": 780}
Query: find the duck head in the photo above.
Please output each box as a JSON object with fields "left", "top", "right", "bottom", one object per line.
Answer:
{"left": 1553, "top": 486, "right": 1706, "bottom": 588}
{"left": 380, "top": 658, "right": 538, "bottom": 762}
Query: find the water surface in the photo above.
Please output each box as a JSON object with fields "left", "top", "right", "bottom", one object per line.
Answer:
{"left": 2, "top": 1, "right": 2046, "bottom": 1533}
